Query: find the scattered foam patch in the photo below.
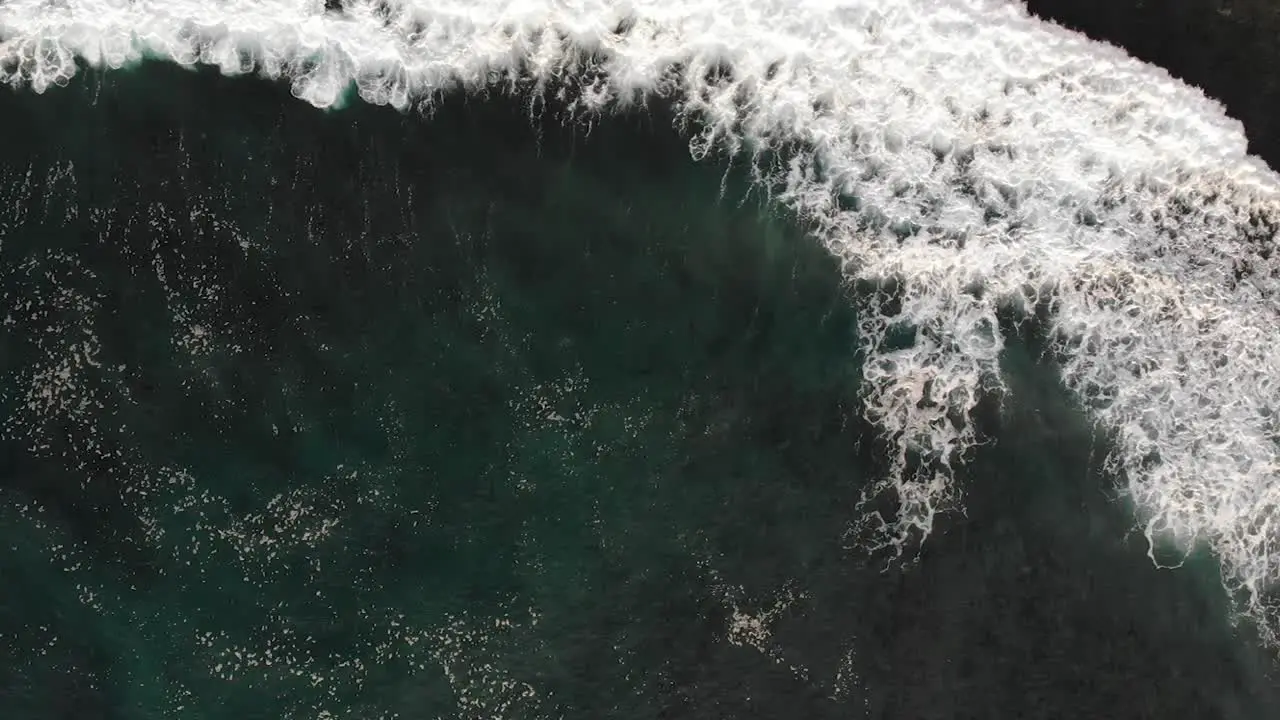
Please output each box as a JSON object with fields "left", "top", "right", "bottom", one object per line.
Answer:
{"left": 2, "top": 0, "right": 1279, "bottom": 645}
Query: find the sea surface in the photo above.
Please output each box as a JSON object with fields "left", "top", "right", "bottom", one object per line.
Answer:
{"left": 1, "top": 58, "right": 1277, "bottom": 719}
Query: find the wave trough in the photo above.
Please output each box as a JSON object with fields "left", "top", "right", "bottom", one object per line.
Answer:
{"left": 3, "top": 0, "right": 1279, "bottom": 645}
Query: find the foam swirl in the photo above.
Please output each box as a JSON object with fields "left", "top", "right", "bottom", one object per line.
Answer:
{"left": 2, "top": 0, "right": 1279, "bottom": 643}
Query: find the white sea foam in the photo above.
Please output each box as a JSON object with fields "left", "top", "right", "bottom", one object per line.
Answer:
{"left": 3, "top": 0, "right": 1280, "bottom": 642}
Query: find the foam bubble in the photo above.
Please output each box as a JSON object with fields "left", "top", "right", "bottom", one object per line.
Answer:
{"left": 3, "top": 0, "right": 1280, "bottom": 644}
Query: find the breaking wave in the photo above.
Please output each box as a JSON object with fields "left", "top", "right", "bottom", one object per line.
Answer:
{"left": 3, "top": 0, "right": 1279, "bottom": 645}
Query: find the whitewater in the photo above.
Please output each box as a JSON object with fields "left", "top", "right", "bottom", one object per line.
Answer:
{"left": 2, "top": 0, "right": 1279, "bottom": 646}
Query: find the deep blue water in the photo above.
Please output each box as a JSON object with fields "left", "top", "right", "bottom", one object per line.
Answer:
{"left": 0, "top": 61, "right": 1278, "bottom": 719}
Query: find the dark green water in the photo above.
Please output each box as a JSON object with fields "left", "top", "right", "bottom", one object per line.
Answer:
{"left": 0, "top": 62, "right": 1277, "bottom": 719}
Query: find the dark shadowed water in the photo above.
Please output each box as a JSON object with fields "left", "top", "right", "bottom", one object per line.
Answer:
{"left": 1, "top": 62, "right": 1277, "bottom": 719}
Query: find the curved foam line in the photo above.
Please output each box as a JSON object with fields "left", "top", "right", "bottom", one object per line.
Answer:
{"left": 3, "top": 0, "right": 1280, "bottom": 644}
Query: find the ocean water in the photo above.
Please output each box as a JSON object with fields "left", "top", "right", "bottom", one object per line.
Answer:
{"left": 2, "top": 1, "right": 1280, "bottom": 719}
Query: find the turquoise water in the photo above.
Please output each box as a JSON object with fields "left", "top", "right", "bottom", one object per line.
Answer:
{"left": 0, "top": 62, "right": 1277, "bottom": 718}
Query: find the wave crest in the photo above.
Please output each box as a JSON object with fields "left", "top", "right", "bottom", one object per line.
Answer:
{"left": 3, "top": 0, "right": 1280, "bottom": 644}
